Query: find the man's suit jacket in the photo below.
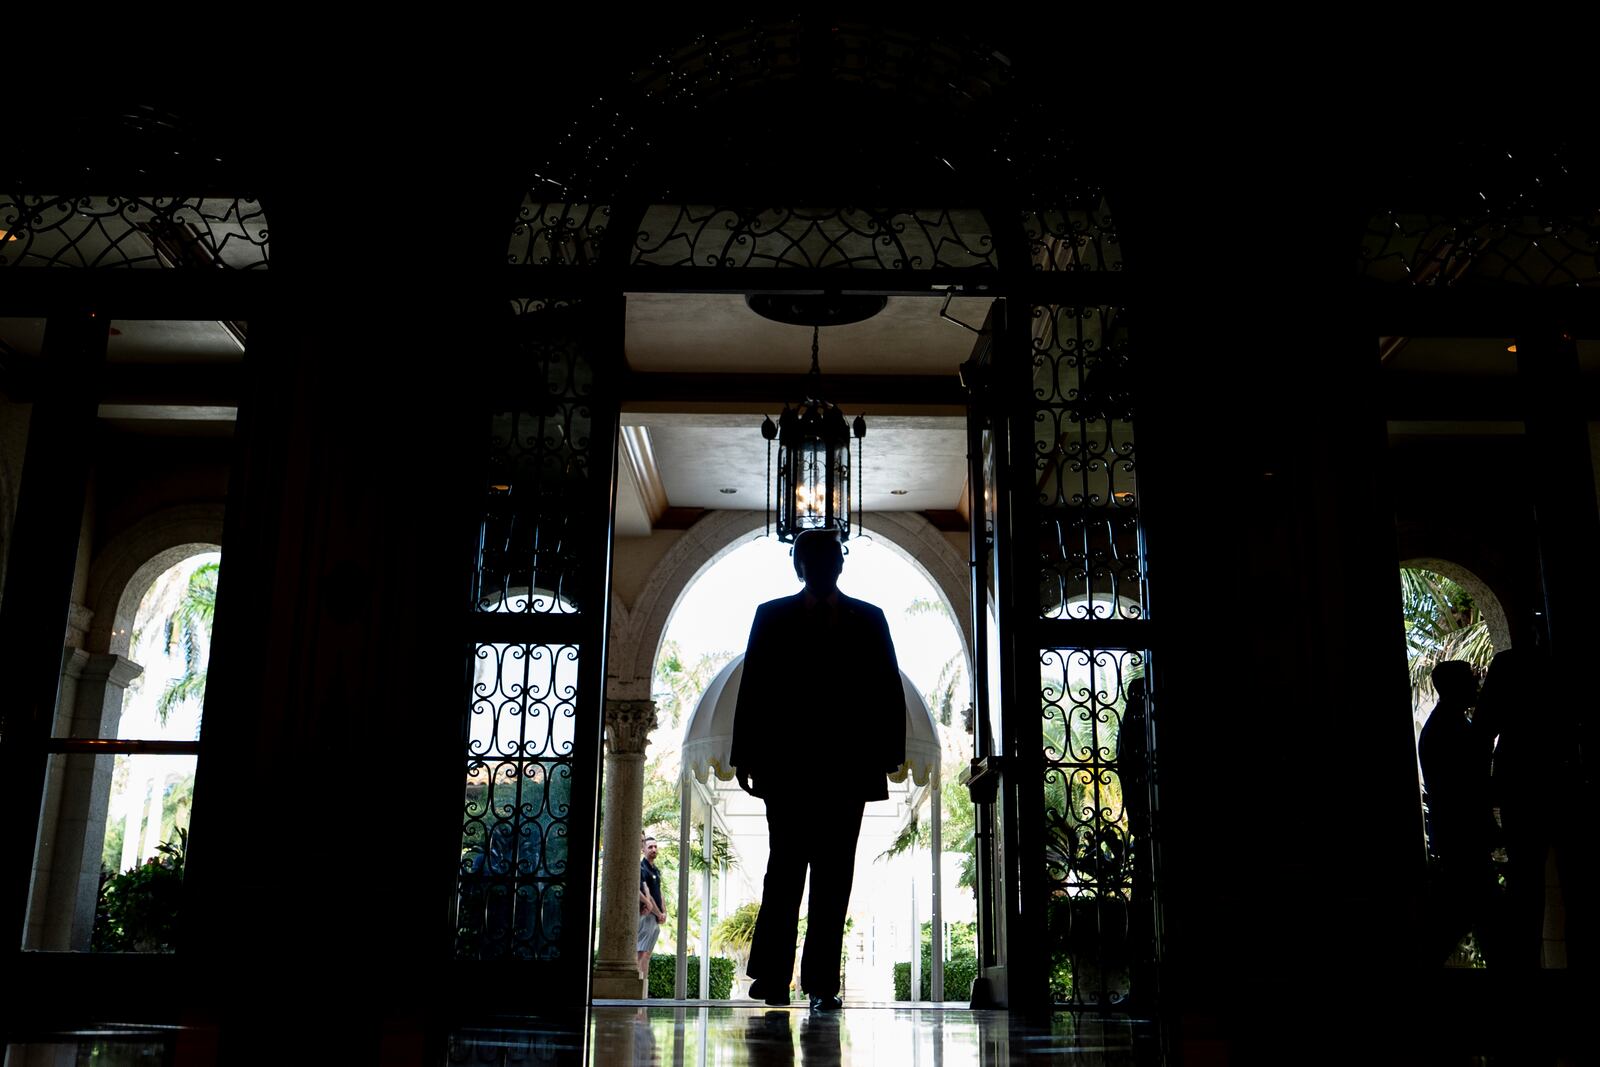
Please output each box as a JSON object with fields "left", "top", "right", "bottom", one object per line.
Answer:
{"left": 729, "top": 591, "right": 906, "bottom": 802}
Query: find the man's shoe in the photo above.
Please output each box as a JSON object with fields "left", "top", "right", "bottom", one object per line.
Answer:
{"left": 749, "top": 979, "right": 789, "bottom": 1006}
{"left": 808, "top": 994, "right": 843, "bottom": 1011}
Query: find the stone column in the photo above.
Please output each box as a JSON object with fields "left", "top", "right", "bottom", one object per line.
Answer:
{"left": 591, "top": 698, "right": 658, "bottom": 999}
{"left": 29, "top": 651, "right": 142, "bottom": 950}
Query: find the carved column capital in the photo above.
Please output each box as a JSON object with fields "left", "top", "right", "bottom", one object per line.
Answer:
{"left": 604, "top": 699, "right": 658, "bottom": 756}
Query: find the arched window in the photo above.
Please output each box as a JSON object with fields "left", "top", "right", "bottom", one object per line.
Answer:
{"left": 26, "top": 549, "right": 219, "bottom": 953}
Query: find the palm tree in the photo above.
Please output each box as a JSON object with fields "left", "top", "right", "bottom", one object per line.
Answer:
{"left": 156, "top": 561, "right": 218, "bottom": 725}
{"left": 1399, "top": 567, "right": 1493, "bottom": 713}
{"left": 652, "top": 639, "right": 736, "bottom": 730}
{"left": 877, "top": 773, "right": 979, "bottom": 890}
{"left": 904, "top": 597, "right": 965, "bottom": 726}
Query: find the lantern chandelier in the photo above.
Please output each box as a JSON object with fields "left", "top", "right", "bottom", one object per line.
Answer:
{"left": 751, "top": 295, "right": 882, "bottom": 543}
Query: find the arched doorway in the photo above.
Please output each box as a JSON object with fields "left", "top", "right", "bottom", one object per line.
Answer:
{"left": 452, "top": 19, "right": 1154, "bottom": 1013}
{"left": 615, "top": 525, "right": 972, "bottom": 1002}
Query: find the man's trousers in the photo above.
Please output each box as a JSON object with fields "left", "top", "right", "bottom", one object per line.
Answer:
{"left": 746, "top": 796, "right": 866, "bottom": 998}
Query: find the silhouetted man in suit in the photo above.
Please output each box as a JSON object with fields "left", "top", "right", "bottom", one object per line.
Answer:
{"left": 731, "top": 529, "right": 906, "bottom": 1010}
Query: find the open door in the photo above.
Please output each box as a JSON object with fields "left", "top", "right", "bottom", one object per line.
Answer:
{"left": 965, "top": 298, "right": 1159, "bottom": 1011}
{"left": 960, "top": 299, "right": 1015, "bottom": 1008}
{"left": 451, "top": 295, "right": 623, "bottom": 1009}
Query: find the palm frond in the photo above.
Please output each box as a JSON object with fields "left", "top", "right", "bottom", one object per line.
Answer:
{"left": 903, "top": 597, "right": 950, "bottom": 619}
{"left": 154, "top": 561, "right": 219, "bottom": 725}
{"left": 1400, "top": 566, "right": 1495, "bottom": 712}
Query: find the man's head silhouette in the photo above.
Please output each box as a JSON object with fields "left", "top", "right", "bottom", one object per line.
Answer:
{"left": 792, "top": 529, "right": 843, "bottom": 597}
{"left": 1431, "top": 660, "right": 1478, "bottom": 707}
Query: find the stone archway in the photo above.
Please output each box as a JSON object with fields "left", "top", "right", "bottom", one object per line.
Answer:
{"left": 607, "top": 510, "right": 973, "bottom": 702}
{"left": 593, "top": 508, "right": 972, "bottom": 996}
{"left": 85, "top": 502, "right": 225, "bottom": 656}
{"left": 1400, "top": 556, "right": 1513, "bottom": 654}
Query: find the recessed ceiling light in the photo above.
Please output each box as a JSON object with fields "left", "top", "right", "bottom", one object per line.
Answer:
{"left": 719, "top": 487, "right": 738, "bottom": 494}
{"left": 889, "top": 489, "right": 909, "bottom": 495}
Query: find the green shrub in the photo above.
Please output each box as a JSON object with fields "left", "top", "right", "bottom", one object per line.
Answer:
{"left": 647, "top": 953, "right": 735, "bottom": 999}
{"left": 893, "top": 921, "right": 979, "bottom": 1002}
{"left": 892, "top": 949, "right": 978, "bottom": 1002}
{"left": 92, "top": 830, "right": 186, "bottom": 952}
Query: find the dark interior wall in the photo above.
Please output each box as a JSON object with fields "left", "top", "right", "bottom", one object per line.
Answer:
{"left": 0, "top": 390, "right": 28, "bottom": 607}
{"left": 172, "top": 134, "right": 510, "bottom": 1040}
{"left": 1127, "top": 153, "right": 1425, "bottom": 1043}
{"left": 1390, "top": 436, "right": 1541, "bottom": 649}
{"left": 89, "top": 429, "right": 232, "bottom": 553}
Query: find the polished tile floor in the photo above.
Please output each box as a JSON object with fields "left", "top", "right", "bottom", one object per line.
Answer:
{"left": 580, "top": 1005, "right": 1159, "bottom": 1066}
{"left": 4, "top": 1003, "right": 1583, "bottom": 1065}
{"left": 3, "top": 1008, "right": 1157, "bottom": 1066}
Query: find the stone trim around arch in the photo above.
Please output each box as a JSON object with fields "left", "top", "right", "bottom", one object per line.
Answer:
{"left": 606, "top": 510, "right": 973, "bottom": 701}
{"left": 84, "top": 503, "right": 225, "bottom": 656}
{"left": 1400, "top": 556, "right": 1513, "bottom": 655}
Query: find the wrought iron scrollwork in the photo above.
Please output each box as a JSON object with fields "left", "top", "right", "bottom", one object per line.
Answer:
{"left": 1040, "top": 647, "right": 1148, "bottom": 1006}
{"left": 1360, "top": 211, "right": 1600, "bottom": 287}
{"left": 631, "top": 205, "right": 996, "bottom": 269}
{"left": 1025, "top": 199, "right": 1121, "bottom": 272}
{"left": 456, "top": 642, "right": 581, "bottom": 961}
{"left": 0, "top": 194, "right": 269, "bottom": 269}
{"left": 1032, "top": 305, "right": 1142, "bottom": 621}
{"left": 1360, "top": 142, "right": 1600, "bottom": 287}
{"left": 508, "top": 182, "right": 609, "bottom": 266}
{"left": 474, "top": 302, "right": 594, "bottom": 615}
{"left": 526, "top": 21, "right": 1026, "bottom": 205}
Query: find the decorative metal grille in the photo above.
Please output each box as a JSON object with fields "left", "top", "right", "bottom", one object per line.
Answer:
{"left": 1040, "top": 647, "right": 1147, "bottom": 1006}
{"left": 473, "top": 304, "right": 594, "bottom": 615}
{"left": 1032, "top": 305, "right": 1141, "bottom": 621}
{"left": 1360, "top": 211, "right": 1600, "bottom": 287}
{"left": 456, "top": 642, "right": 580, "bottom": 960}
{"left": 508, "top": 183, "right": 609, "bottom": 266}
{"left": 0, "top": 195, "right": 269, "bottom": 269}
{"left": 1025, "top": 200, "right": 1121, "bottom": 272}
{"left": 630, "top": 205, "right": 996, "bottom": 269}
{"left": 524, "top": 21, "right": 1023, "bottom": 204}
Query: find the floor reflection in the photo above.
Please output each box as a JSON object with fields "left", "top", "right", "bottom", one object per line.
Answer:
{"left": 451, "top": 1006, "right": 1157, "bottom": 1067}
{"left": 3, "top": 1029, "right": 181, "bottom": 1066}
{"left": 3, "top": 1007, "right": 1158, "bottom": 1066}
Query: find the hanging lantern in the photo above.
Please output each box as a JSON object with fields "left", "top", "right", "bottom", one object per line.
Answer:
{"left": 761, "top": 326, "right": 867, "bottom": 543}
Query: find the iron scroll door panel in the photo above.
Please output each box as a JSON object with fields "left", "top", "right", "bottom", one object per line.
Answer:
{"left": 451, "top": 295, "right": 622, "bottom": 1008}
{"left": 993, "top": 301, "right": 1158, "bottom": 1011}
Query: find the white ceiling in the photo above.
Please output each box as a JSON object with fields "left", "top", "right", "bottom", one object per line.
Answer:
{"left": 623, "top": 413, "right": 966, "bottom": 515}
{"left": 624, "top": 293, "right": 994, "bottom": 375}
{"left": 616, "top": 293, "right": 983, "bottom": 535}
{"left": 0, "top": 318, "right": 243, "bottom": 363}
